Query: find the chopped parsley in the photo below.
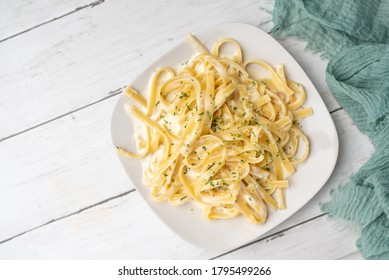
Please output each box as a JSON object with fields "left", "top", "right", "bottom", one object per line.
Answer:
{"left": 179, "top": 92, "right": 188, "bottom": 99}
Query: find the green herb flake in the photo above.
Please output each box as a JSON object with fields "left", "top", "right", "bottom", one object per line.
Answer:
{"left": 179, "top": 92, "right": 188, "bottom": 99}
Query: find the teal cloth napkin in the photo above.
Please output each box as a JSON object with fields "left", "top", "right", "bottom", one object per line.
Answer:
{"left": 272, "top": 0, "right": 389, "bottom": 259}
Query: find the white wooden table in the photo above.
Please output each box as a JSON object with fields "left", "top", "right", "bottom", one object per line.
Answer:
{"left": 0, "top": 0, "right": 373, "bottom": 259}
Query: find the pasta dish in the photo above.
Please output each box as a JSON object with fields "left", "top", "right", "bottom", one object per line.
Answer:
{"left": 116, "top": 34, "right": 312, "bottom": 224}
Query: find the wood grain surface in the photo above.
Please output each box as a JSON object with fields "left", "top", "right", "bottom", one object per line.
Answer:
{"left": 0, "top": 0, "right": 371, "bottom": 259}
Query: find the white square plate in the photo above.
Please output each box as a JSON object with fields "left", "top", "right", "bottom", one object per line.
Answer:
{"left": 111, "top": 23, "right": 338, "bottom": 251}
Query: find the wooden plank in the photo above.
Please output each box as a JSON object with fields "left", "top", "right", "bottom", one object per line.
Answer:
{"left": 0, "top": 191, "right": 214, "bottom": 259}
{"left": 0, "top": 105, "right": 374, "bottom": 257}
{"left": 0, "top": 0, "right": 94, "bottom": 41}
{"left": 339, "top": 251, "right": 363, "bottom": 260}
{"left": 0, "top": 0, "right": 274, "bottom": 140}
{"left": 0, "top": 0, "right": 373, "bottom": 259}
{"left": 0, "top": 97, "right": 131, "bottom": 242}
{"left": 0, "top": 184, "right": 360, "bottom": 259}
{"left": 216, "top": 215, "right": 360, "bottom": 259}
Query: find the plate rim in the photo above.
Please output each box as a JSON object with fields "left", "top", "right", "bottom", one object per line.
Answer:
{"left": 111, "top": 22, "right": 339, "bottom": 251}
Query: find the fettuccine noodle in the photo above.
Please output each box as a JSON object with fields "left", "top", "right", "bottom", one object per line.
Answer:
{"left": 117, "top": 34, "right": 312, "bottom": 224}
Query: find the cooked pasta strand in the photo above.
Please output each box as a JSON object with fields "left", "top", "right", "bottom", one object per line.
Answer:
{"left": 117, "top": 35, "right": 312, "bottom": 224}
